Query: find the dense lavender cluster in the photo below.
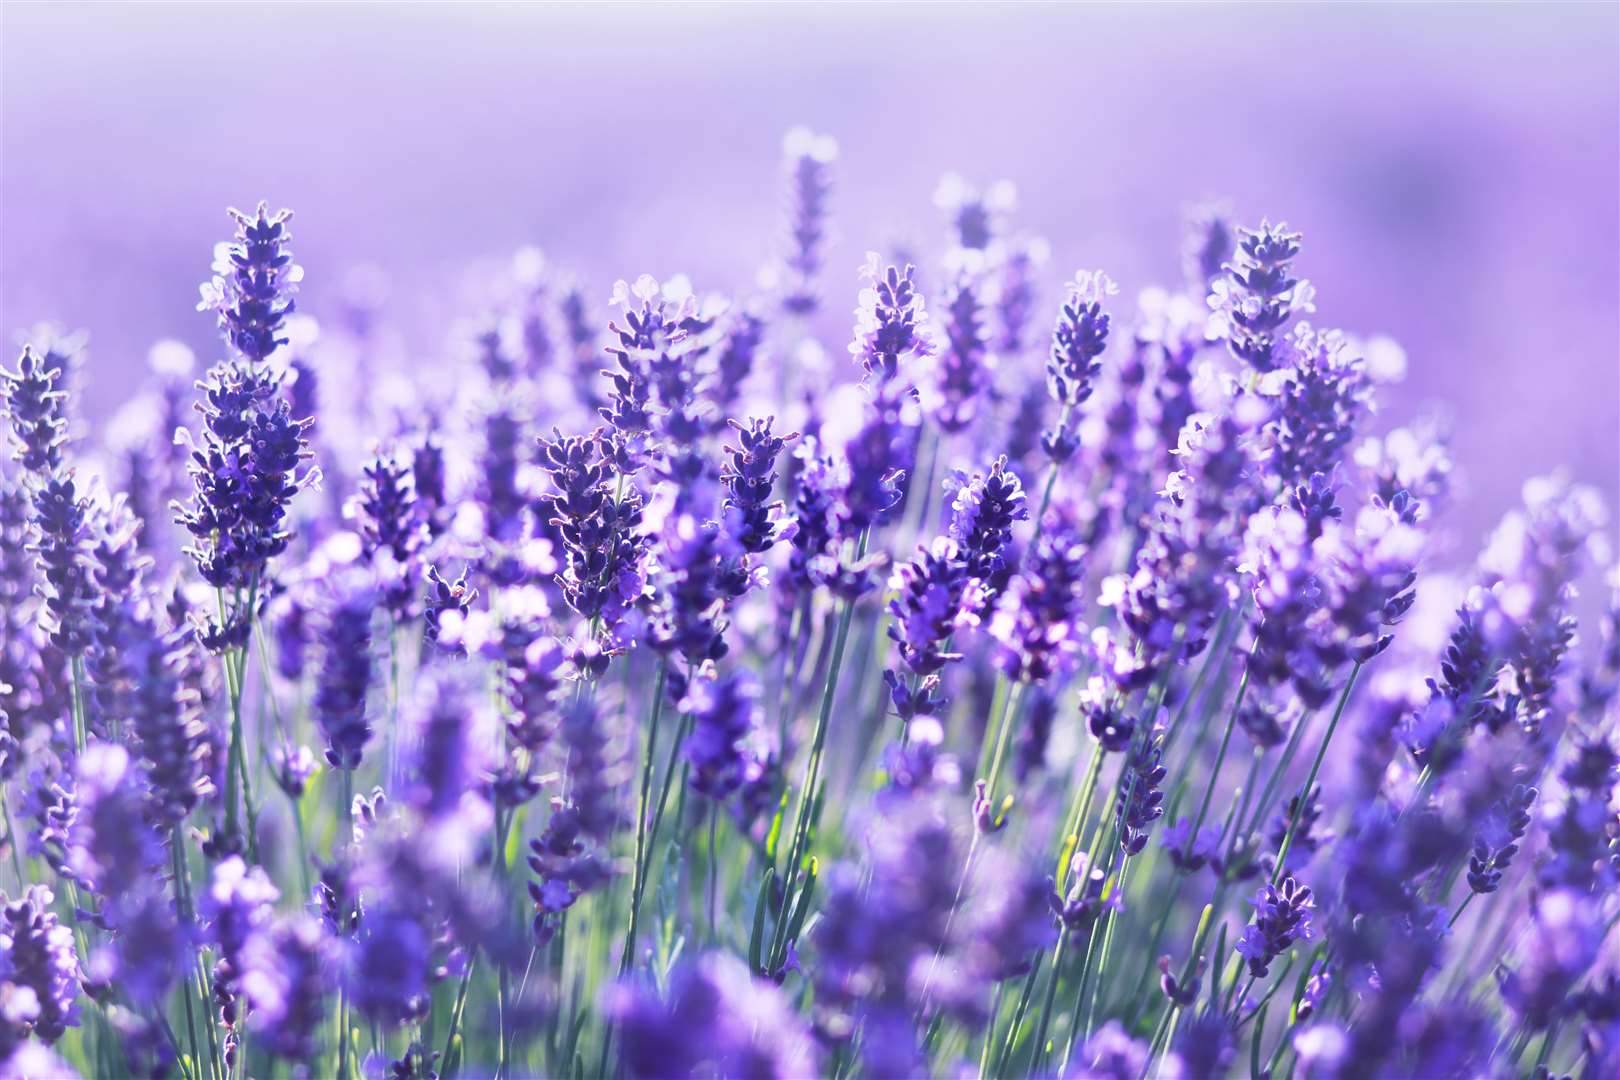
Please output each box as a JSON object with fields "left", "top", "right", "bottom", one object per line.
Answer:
{"left": 0, "top": 130, "right": 1614, "bottom": 1080}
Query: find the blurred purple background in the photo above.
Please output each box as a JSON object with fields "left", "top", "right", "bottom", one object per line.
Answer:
{"left": 4, "top": 2, "right": 1617, "bottom": 573}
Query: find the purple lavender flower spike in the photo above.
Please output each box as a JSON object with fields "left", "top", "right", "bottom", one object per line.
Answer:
{"left": 198, "top": 203, "right": 301, "bottom": 364}
{"left": 1075, "top": 1020, "right": 1150, "bottom": 1080}
{"left": 240, "top": 915, "right": 329, "bottom": 1062}
{"left": 849, "top": 255, "right": 934, "bottom": 388}
{"left": 945, "top": 454, "right": 1028, "bottom": 613}
{"left": 1, "top": 345, "right": 69, "bottom": 477}
{"left": 352, "top": 446, "right": 425, "bottom": 616}
{"left": 934, "top": 173, "right": 1015, "bottom": 254}
{"left": 200, "top": 856, "right": 280, "bottom": 1070}
{"left": 1236, "top": 875, "right": 1316, "bottom": 977}
{"left": 1210, "top": 220, "right": 1313, "bottom": 373}
{"left": 1115, "top": 727, "right": 1168, "bottom": 855}
{"left": 606, "top": 952, "right": 818, "bottom": 1079}
{"left": 1498, "top": 888, "right": 1602, "bottom": 1031}
{"left": 0, "top": 886, "right": 80, "bottom": 1053}
{"left": 720, "top": 417, "right": 797, "bottom": 555}
{"left": 1042, "top": 270, "right": 1116, "bottom": 462}
{"left": 682, "top": 670, "right": 765, "bottom": 801}
{"left": 991, "top": 527, "right": 1088, "bottom": 684}
{"left": 777, "top": 128, "right": 837, "bottom": 318}
{"left": 404, "top": 667, "right": 492, "bottom": 822}
{"left": 1467, "top": 782, "right": 1535, "bottom": 894}
{"left": 313, "top": 570, "right": 377, "bottom": 770}
{"left": 1182, "top": 201, "right": 1235, "bottom": 295}
{"left": 930, "top": 268, "right": 992, "bottom": 434}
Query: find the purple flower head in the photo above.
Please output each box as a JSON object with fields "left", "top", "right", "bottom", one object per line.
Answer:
{"left": 838, "top": 381, "right": 915, "bottom": 535}
{"left": 1263, "top": 326, "right": 1372, "bottom": 491}
{"left": 66, "top": 743, "right": 166, "bottom": 912}
{"left": 990, "top": 235, "right": 1047, "bottom": 356}
{"left": 1539, "top": 733, "right": 1618, "bottom": 894}
{"left": 1, "top": 345, "right": 69, "bottom": 476}
{"left": 784, "top": 435, "right": 841, "bottom": 593}
{"left": 1182, "top": 201, "right": 1235, "bottom": 294}
{"left": 1163, "top": 815, "right": 1223, "bottom": 872}
{"left": 1115, "top": 727, "right": 1168, "bottom": 855}
{"left": 682, "top": 670, "right": 767, "bottom": 802}
{"left": 1480, "top": 475, "right": 1607, "bottom": 734}
{"left": 422, "top": 563, "right": 477, "bottom": 656}
{"left": 198, "top": 203, "right": 301, "bottom": 363}
{"left": 1049, "top": 851, "right": 1121, "bottom": 936}
{"left": 1263, "top": 785, "right": 1333, "bottom": 875}
{"left": 1076, "top": 1020, "right": 1150, "bottom": 1080}
{"left": 96, "top": 886, "right": 189, "bottom": 1013}
{"left": 1210, "top": 219, "right": 1314, "bottom": 373}
{"left": 345, "top": 904, "right": 431, "bottom": 1027}
{"left": 1498, "top": 888, "right": 1602, "bottom": 1030}
{"left": 1079, "top": 675, "right": 1137, "bottom": 752}
{"left": 963, "top": 849, "right": 1058, "bottom": 981}
{"left": 313, "top": 569, "right": 377, "bottom": 770}
{"left": 934, "top": 173, "right": 1015, "bottom": 253}
{"left": 351, "top": 446, "right": 425, "bottom": 614}
{"left": 1235, "top": 875, "right": 1316, "bottom": 977}
{"left": 720, "top": 417, "right": 797, "bottom": 555}
{"left": 886, "top": 537, "right": 978, "bottom": 683}
{"left": 0, "top": 886, "right": 80, "bottom": 1052}
{"left": 200, "top": 856, "right": 280, "bottom": 1067}
{"left": 849, "top": 255, "right": 934, "bottom": 387}
{"left": 606, "top": 952, "right": 818, "bottom": 1080}
{"left": 405, "top": 667, "right": 493, "bottom": 822}
{"left": 944, "top": 454, "right": 1028, "bottom": 613}
{"left": 813, "top": 799, "right": 963, "bottom": 1059}
{"left": 603, "top": 273, "right": 713, "bottom": 467}
{"left": 777, "top": 128, "right": 837, "bottom": 318}
{"left": 272, "top": 742, "right": 318, "bottom": 799}
{"left": 649, "top": 506, "right": 734, "bottom": 664}
{"left": 1467, "top": 782, "right": 1536, "bottom": 894}
{"left": 928, "top": 267, "right": 993, "bottom": 434}
{"left": 991, "top": 528, "right": 1088, "bottom": 684}
{"left": 535, "top": 430, "right": 646, "bottom": 632}
{"left": 175, "top": 358, "right": 315, "bottom": 600}
{"left": 710, "top": 309, "right": 767, "bottom": 421}
{"left": 240, "top": 915, "right": 329, "bottom": 1062}
{"left": 1042, "top": 270, "right": 1116, "bottom": 461}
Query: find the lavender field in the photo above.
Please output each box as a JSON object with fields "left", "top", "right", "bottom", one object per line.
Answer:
{"left": 1, "top": 5, "right": 1617, "bottom": 1080}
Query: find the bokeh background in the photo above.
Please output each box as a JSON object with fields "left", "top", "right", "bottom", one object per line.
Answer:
{"left": 4, "top": 1, "right": 1617, "bottom": 589}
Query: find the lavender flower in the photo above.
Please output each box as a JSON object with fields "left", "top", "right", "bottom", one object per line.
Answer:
{"left": 240, "top": 915, "right": 328, "bottom": 1062}
{"left": 1236, "top": 875, "right": 1316, "bottom": 977}
{"left": 1468, "top": 782, "right": 1535, "bottom": 894}
{"left": 607, "top": 952, "right": 817, "bottom": 1079}
{"left": 991, "top": 528, "right": 1088, "bottom": 683}
{"left": 313, "top": 571, "right": 376, "bottom": 770}
{"left": 777, "top": 128, "right": 837, "bottom": 318}
{"left": 930, "top": 269, "right": 992, "bottom": 433}
{"left": 683, "top": 671, "right": 765, "bottom": 801}
{"left": 198, "top": 203, "right": 301, "bottom": 364}
{"left": 1210, "top": 220, "right": 1313, "bottom": 373}
{"left": 849, "top": 256, "right": 934, "bottom": 387}
{"left": 0, "top": 886, "right": 80, "bottom": 1052}
{"left": 1042, "top": 270, "right": 1116, "bottom": 461}
{"left": 1115, "top": 727, "right": 1168, "bottom": 855}
{"left": 719, "top": 417, "right": 796, "bottom": 555}
{"left": 944, "top": 454, "right": 1028, "bottom": 612}
{"left": 200, "top": 857, "right": 279, "bottom": 1069}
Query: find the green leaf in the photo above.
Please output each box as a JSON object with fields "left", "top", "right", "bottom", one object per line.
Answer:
{"left": 749, "top": 866, "right": 776, "bottom": 975}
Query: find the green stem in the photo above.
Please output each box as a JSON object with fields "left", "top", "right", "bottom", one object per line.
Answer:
{"left": 1270, "top": 663, "right": 1361, "bottom": 886}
